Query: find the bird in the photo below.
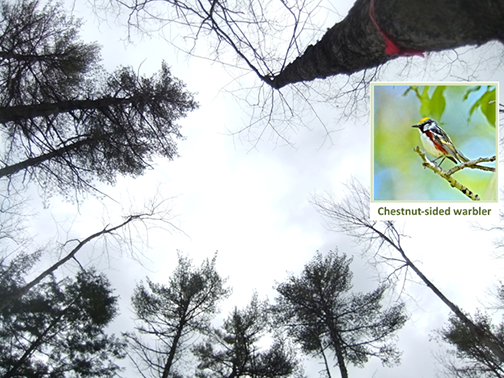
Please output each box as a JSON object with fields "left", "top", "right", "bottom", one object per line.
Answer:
{"left": 412, "top": 117, "right": 469, "bottom": 166}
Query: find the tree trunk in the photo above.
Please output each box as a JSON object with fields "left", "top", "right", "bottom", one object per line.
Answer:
{"left": 161, "top": 319, "right": 186, "bottom": 378}
{"left": 327, "top": 323, "right": 349, "bottom": 378}
{"left": 398, "top": 246, "right": 504, "bottom": 363}
{"left": 371, "top": 224, "right": 504, "bottom": 363}
{"left": 0, "top": 97, "right": 134, "bottom": 123}
{"left": 0, "top": 216, "right": 138, "bottom": 311}
{"left": 269, "top": 0, "right": 504, "bottom": 88}
{"left": 319, "top": 344, "right": 333, "bottom": 378}
{"left": 0, "top": 138, "right": 89, "bottom": 178}
{"left": 3, "top": 302, "right": 72, "bottom": 378}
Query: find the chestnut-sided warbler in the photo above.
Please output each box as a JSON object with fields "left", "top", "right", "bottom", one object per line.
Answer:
{"left": 412, "top": 117, "right": 469, "bottom": 165}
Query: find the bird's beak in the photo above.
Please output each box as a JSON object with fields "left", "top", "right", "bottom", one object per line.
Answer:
{"left": 412, "top": 124, "right": 420, "bottom": 128}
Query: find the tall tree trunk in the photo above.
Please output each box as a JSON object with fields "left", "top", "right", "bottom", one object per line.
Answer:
{"left": 371, "top": 223, "right": 504, "bottom": 363}
{"left": 319, "top": 343, "right": 333, "bottom": 378}
{"left": 269, "top": 0, "right": 504, "bottom": 88}
{"left": 327, "top": 323, "right": 349, "bottom": 378}
{"left": 0, "top": 97, "right": 134, "bottom": 123}
{"left": 161, "top": 319, "right": 186, "bottom": 378}
{"left": 0, "top": 138, "right": 89, "bottom": 178}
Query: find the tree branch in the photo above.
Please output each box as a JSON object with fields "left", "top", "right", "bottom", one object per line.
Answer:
{"left": 414, "top": 146, "right": 496, "bottom": 201}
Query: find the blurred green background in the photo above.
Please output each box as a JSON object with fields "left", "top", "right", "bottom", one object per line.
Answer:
{"left": 372, "top": 84, "right": 497, "bottom": 201}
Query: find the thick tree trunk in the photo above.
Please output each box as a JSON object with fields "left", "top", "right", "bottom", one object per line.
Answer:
{"left": 0, "top": 97, "right": 133, "bottom": 123}
{"left": 269, "top": 0, "right": 504, "bottom": 88}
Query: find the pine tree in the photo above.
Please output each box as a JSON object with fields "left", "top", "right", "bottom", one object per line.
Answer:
{"left": 274, "top": 250, "right": 406, "bottom": 378}
{"left": 0, "top": 0, "right": 197, "bottom": 200}
{"left": 0, "top": 260, "right": 125, "bottom": 377}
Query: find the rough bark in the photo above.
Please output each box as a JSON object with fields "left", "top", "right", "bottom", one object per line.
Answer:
{"left": 269, "top": 0, "right": 504, "bottom": 88}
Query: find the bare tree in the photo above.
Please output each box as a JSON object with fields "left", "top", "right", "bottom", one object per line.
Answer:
{"left": 310, "top": 179, "right": 504, "bottom": 363}
{"left": 91, "top": 0, "right": 503, "bottom": 143}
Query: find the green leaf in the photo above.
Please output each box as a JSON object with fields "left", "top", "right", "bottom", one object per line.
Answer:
{"left": 419, "top": 86, "right": 431, "bottom": 116}
{"left": 479, "top": 87, "right": 496, "bottom": 127}
{"left": 467, "top": 86, "right": 496, "bottom": 126}
{"left": 430, "top": 86, "right": 446, "bottom": 121}
{"left": 463, "top": 86, "right": 481, "bottom": 101}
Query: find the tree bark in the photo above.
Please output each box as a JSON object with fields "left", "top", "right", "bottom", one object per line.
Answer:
{"left": 269, "top": 0, "right": 504, "bottom": 88}
{"left": 0, "top": 97, "right": 134, "bottom": 123}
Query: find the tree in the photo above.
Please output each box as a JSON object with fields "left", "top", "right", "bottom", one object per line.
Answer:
{"left": 0, "top": 0, "right": 100, "bottom": 107}
{"left": 124, "top": 252, "right": 231, "bottom": 378}
{"left": 107, "top": 0, "right": 504, "bottom": 88}
{"left": 273, "top": 250, "right": 407, "bottom": 378}
{"left": 0, "top": 202, "right": 168, "bottom": 312}
{"left": 437, "top": 311, "right": 504, "bottom": 378}
{"left": 311, "top": 179, "right": 504, "bottom": 363}
{"left": 0, "top": 265, "right": 126, "bottom": 377}
{"left": 0, "top": 0, "right": 197, "bottom": 200}
{"left": 193, "top": 294, "right": 300, "bottom": 378}
{"left": 94, "top": 0, "right": 504, "bottom": 142}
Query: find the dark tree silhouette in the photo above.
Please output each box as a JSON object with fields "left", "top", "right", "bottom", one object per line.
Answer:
{"left": 0, "top": 200, "right": 170, "bottom": 312}
{"left": 0, "top": 0, "right": 197, "bottom": 199}
{"left": 437, "top": 311, "right": 504, "bottom": 378}
{"left": 193, "top": 294, "right": 300, "bottom": 378}
{"left": 273, "top": 250, "right": 406, "bottom": 378}
{"left": 124, "top": 252, "right": 231, "bottom": 378}
{"left": 311, "top": 179, "right": 504, "bottom": 364}
{"left": 0, "top": 0, "right": 100, "bottom": 107}
{"left": 0, "top": 266, "right": 125, "bottom": 377}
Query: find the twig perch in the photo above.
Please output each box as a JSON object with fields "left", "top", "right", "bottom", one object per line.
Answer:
{"left": 413, "top": 146, "right": 496, "bottom": 201}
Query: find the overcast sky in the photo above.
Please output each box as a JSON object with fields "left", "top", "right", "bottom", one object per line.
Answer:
{"left": 25, "top": 1, "right": 504, "bottom": 377}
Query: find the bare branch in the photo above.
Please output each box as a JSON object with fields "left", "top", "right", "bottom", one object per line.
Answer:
{"left": 413, "top": 146, "right": 496, "bottom": 201}
{"left": 312, "top": 179, "right": 504, "bottom": 363}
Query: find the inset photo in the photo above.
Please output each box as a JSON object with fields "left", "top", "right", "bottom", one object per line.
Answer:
{"left": 371, "top": 83, "right": 498, "bottom": 202}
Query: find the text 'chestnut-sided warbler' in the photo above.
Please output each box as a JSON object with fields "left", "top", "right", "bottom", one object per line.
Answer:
{"left": 412, "top": 117, "right": 469, "bottom": 166}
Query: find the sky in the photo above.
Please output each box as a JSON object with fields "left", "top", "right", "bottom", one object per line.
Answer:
{"left": 18, "top": 0, "right": 504, "bottom": 377}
